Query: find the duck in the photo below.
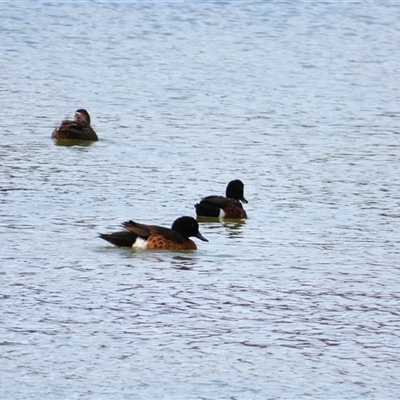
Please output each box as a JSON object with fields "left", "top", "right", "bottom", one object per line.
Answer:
{"left": 99, "top": 216, "right": 208, "bottom": 250}
{"left": 51, "top": 109, "right": 98, "bottom": 141}
{"left": 195, "top": 179, "right": 248, "bottom": 219}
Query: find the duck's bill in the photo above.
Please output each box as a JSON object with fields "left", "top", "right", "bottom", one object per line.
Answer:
{"left": 196, "top": 232, "right": 209, "bottom": 242}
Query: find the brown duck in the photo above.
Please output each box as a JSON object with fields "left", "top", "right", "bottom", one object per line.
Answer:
{"left": 99, "top": 216, "right": 208, "bottom": 250}
{"left": 195, "top": 179, "right": 248, "bottom": 219}
{"left": 52, "top": 109, "right": 98, "bottom": 141}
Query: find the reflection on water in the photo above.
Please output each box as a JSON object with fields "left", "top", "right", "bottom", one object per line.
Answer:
{"left": 222, "top": 220, "right": 246, "bottom": 238}
{"left": 198, "top": 218, "right": 247, "bottom": 239}
{"left": 171, "top": 255, "right": 199, "bottom": 270}
{"left": 52, "top": 139, "right": 97, "bottom": 147}
{"left": 1, "top": 1, "right": 400, "bottom": 399}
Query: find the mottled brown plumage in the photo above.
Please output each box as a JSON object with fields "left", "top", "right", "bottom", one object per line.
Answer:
{"left": 145, "top": 234, "right": 198, "bottom": 250}
{"left": 52, "top": 109, "right": 98, "bottom": 141}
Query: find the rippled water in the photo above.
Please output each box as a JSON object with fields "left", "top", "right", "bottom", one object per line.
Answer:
{"left": 1, "top": 1, "right": 400, "bottom": 398}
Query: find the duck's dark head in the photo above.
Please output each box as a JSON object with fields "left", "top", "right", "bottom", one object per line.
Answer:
{"left": 171, "top": 216, "right": 208, "bottom": 242}
{"left": 226, "top": 179, "right": 248, "bottom": 203}
{"left": 74, "top": 109, "right": 91, "bottom": 125}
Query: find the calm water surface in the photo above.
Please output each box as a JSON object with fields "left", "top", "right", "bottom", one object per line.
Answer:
{"left": 1, "top": 1, "right": 400, "bottom": 399}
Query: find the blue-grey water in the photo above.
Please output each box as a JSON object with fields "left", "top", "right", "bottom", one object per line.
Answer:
{"left": 1, "top": 1, "right": 400, "bottom": 399}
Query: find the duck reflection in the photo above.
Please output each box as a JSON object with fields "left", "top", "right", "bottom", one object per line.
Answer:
{"left": 197, "top": 217, "right": 246, "bottom": 239}
{"left": 53, "top": 139, "right": 96, "bottom": 147}
{"left": 222, "top": 220, "right": 246, "bottom": 238}
{"left": 117, "top": 250, "right": 199, "bottom": 270}
{"left": 171, "top": 255, "right": 198, "bottom": 270}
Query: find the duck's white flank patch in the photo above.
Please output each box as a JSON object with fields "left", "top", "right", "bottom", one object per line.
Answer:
{"left": 132, "top": 237, "right": 147, "bottom": 249}
{"left": 219, "top": 209, "right": 226, "bottom": 218}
